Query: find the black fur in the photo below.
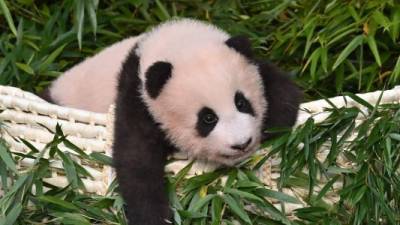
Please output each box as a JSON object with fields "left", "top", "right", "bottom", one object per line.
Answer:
{"left": 258, "top": 61, "right": 302, "bottom": 140}
{"left": 225, "top": 36, "right": 302, "bottom": 141}
{"left": 225, "top": 36, "right": 253, "bottom": 59}
{"left": 113, "top": 34, "right": 301, "bottom": 225}
{"left": 113, "top": 48, "right": 175, "bottom": 225}
{"left": 196, "top": 107, "right": 218, "bottom": 137}
{"left": 235, "top": 91, "right": 255, "bottom": 116}
{"left": 38, "top": 88, "right": 55, "bottom": 103}
{"left": 145, "top": 61, "right": 173, "bottom": 99}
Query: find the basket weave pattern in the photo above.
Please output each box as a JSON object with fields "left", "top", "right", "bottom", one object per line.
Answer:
{"left": 0, "top": 85, "right": 399, "bottom": 211}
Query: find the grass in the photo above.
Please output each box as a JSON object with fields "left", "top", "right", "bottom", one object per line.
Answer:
{"left": 1, "top": 0, "right": 400, "bottom": 224}
{"left": 1, "top": 97, "right": 400, "bottom": 224}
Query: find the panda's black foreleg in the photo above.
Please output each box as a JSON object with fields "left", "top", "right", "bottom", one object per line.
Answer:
{"left": 113, "top": 48, "right": 173, "bottom": 225}
{"left": 113, "top": 133, "right": 171, "bottom": 225}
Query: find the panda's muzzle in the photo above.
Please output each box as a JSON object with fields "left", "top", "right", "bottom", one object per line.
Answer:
{"left": 231, "top": 138, "right": 252, "bottom": 151}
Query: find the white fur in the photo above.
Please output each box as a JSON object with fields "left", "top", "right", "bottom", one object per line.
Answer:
{"left": 49, "top": 19, "right": 267, "bottom": 165}
{"left": 49, "top": 36, "right": 141, "bottom": 113}
{"left": 136, "top": 19, "right": 267, "bottom": 165}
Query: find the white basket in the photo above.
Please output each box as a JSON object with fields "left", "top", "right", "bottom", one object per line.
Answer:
{"left": 0, "top": 85, "right": 112, "bottom": 194}
{"left": 0, "top": 85, "right": 399, "bottom": 211}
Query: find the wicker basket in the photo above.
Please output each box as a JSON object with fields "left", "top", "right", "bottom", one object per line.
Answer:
{"left": 0, "top": 85, "right": 399, "bottom": 212}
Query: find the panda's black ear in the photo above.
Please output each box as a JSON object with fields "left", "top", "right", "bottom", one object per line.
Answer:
{"left": 145, "top": 61, "right": 173, "bottom": 99}
{"left": 225, "top": 36, "right": 253, "bottom": 59}
{"left": 259, "top": 61, "right": 303, "bottom": 141}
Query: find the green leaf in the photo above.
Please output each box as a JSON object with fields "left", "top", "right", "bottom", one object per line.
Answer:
{"left": 188, "top": 194, "right": 215, "bottom": 212}
{"left": 52, "top": 212, "right": 91, "bottom": 225}
{"left": 222, "top": 194, "right": 252, "bottom": 224}
{"left": 38, "top": 195, "right": 80, "bottom": 211}
{"left": 90, "top": 152, "right": 112, "bottom": 165}
{"left": 75, "top": 0, "right": 85, "bottom": 49}
{"left": 211, "top": 196, "right": 223, "bottom": 225}
{"left": 184, "top": 171, "right": 222, "bottom": 193}
{"left": 389, "top": 133, "right": 400, "bottom": 141}
{"left": 39, "top": 44, "right": 67, "bottom": 72}
{"left": 372, "top": 11, "right": 390, "bottom": 30}
{"left": 15, "top": 62, "right": 34, "bottom": 75}
{"left": 85, "top": 0, "right": 97, "bottom": 36}
{"left": 224, "top": 188, "right": 264, "bottom": 203}
{"left": 391, "top": 55, "right": 400, "bottom": 84}
{"left": 63, "top": 138, "right": 89, "bottom": 159}
{"left": 3, "top": 203, "right": 22, "bottom": 225}
{"left": 320, "top": 47, "right": 328, "bottom": 73}
{"left": 366, "top": 35, "right": 381, "bottom": 67}
{"left": 315, "top": 176, "right": 340, "bottom": 202}
{"left": 178, "top": 210, "right": 207, "bottom": 219}
{"left": 349, "top": 186, "right": 367, "bottom": 205}
{"left": 390, "top": 7, "right": 400, "bottom": 41}
{"left": 19, "top": 138, "right": 39, "bottom": 153}
{"left": 302, "top": 18, "right": 316, "bottom": 59}
{"left": 173, "top": 161, "right": 193, "bottom": 186}
{"left": 57, "top": 150, "right": 79, "bottom": 188}
{"left": 0, "top": 0, "right": 17, "bottom": 36}
{"left": 332, "top": 35, "right": 364, "bottom": 70}
{"left": 0, "top": 141, "right": 17, "bottom": 173}
{"left": 347, "top": 5, "right": 360, "bottom": 22}
{"left": 255, "top": 188, "right": 302, "bottom": 204}
{"left": 344, "top": 92, "right": 374, "bottom": 111}
{"left": 155, "top": 0, "right": 170, "bottom": 20}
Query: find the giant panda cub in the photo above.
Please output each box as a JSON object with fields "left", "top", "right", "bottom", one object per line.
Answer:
{"left": 44, "top": 19, "right": 302, "bottom": 225}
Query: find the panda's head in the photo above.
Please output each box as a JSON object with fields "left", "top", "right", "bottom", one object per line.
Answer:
{"left": 139, "top": 35, "right": 268, "bottom": 165}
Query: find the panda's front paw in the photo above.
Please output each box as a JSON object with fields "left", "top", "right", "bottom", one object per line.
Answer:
{"left": 126, "top": 203, "right": 172, "bottom": 225}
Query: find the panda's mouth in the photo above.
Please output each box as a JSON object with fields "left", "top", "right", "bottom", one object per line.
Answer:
{"left": 220, "top": 146, "right": 255, "bottom": 160}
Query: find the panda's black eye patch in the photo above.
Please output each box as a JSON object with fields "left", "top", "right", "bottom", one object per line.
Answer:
{"left": 196, "top": 107, "right": 218, "bottom": 137}
{"left": 235, "top": 91, "right": 255, "bottom": 116}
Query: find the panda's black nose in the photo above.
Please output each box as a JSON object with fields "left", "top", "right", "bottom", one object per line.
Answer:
{"left": 231, "top": 138, "right": 252, "bottom": 151}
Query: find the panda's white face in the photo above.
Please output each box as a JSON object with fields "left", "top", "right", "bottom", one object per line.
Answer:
{"left": 195, "top": 95, "right": 261, "bottom": 164}
{"left": 143, "top": 44, "right": 267, "bottom": 165}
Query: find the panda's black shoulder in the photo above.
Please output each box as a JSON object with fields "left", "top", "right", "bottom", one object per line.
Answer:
{"left": 113, "top": 46, "right": 176, "bottom": 166}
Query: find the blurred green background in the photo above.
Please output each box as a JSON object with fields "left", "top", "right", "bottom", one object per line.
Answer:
{"left": 1, "top": 0, "right": 399, "bottom": 99}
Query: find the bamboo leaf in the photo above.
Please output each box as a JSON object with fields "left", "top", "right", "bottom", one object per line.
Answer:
{"left": 3, "top": 203, "right": 22, "bottom": 225}
{"left": 255, "top": 188, "right": 302, "bottom": 204}
{"left": 222, "top": 194, "right": 252, "bottom": 224}
{"left": 332, "top": 35, "right": 364, "bottom": 70}
{"left": 90, "top": 152, "right": 112, "bottom": 165}
{"left": 39, "top": 44, "right": 67, "bottom": 72}
{"left": 38, "top": 195, "right": 80, "bottom": 211}
{"left": 0, "top": 141, "right": 17, "bottom": 173}
{"left": 366, "top": 35, "right": 381, "bottom": 67}
{"left": 391, "top": 55, "right": 400, "bottom": 84}
{"left": 85, "top": 0, "right": 97, "bottom": 36}
{"left": 320, "top": 47, "right": 328, "bottom": 73}
{"left": 372, "top": 11, "right": 390, "bottom": 30}
{"left": 211, "top": 196, "right": 223, "bottom": 225}
{"left": 224, "top": 188, "right": 264, "bottom": 203}
{"left": 75, "top": 0, "right": 85, "bottom": 49}
{"left": 0, "top": 0, "right": 17, "bottom": 36}
{"left": 155, "top": 0, "right": 170, "bottom": 20}
{"left": 15, "top": 63, "right": 34, "bottom": 75}
{"left": 344, "top": 92, "right": 374, "bottom": 111}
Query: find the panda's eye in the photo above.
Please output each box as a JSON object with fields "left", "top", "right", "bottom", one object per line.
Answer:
{"left": 235, "top": 91, "right": 255, "bottom": 116}
{"left": 236, "top": 98, "right": 246, "bottom": 110}
{"left": 196, "top": 107, "right": 218, "bottom": 137}
{"left": 203, "top": 113, "right": 218, "bottom": 124}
